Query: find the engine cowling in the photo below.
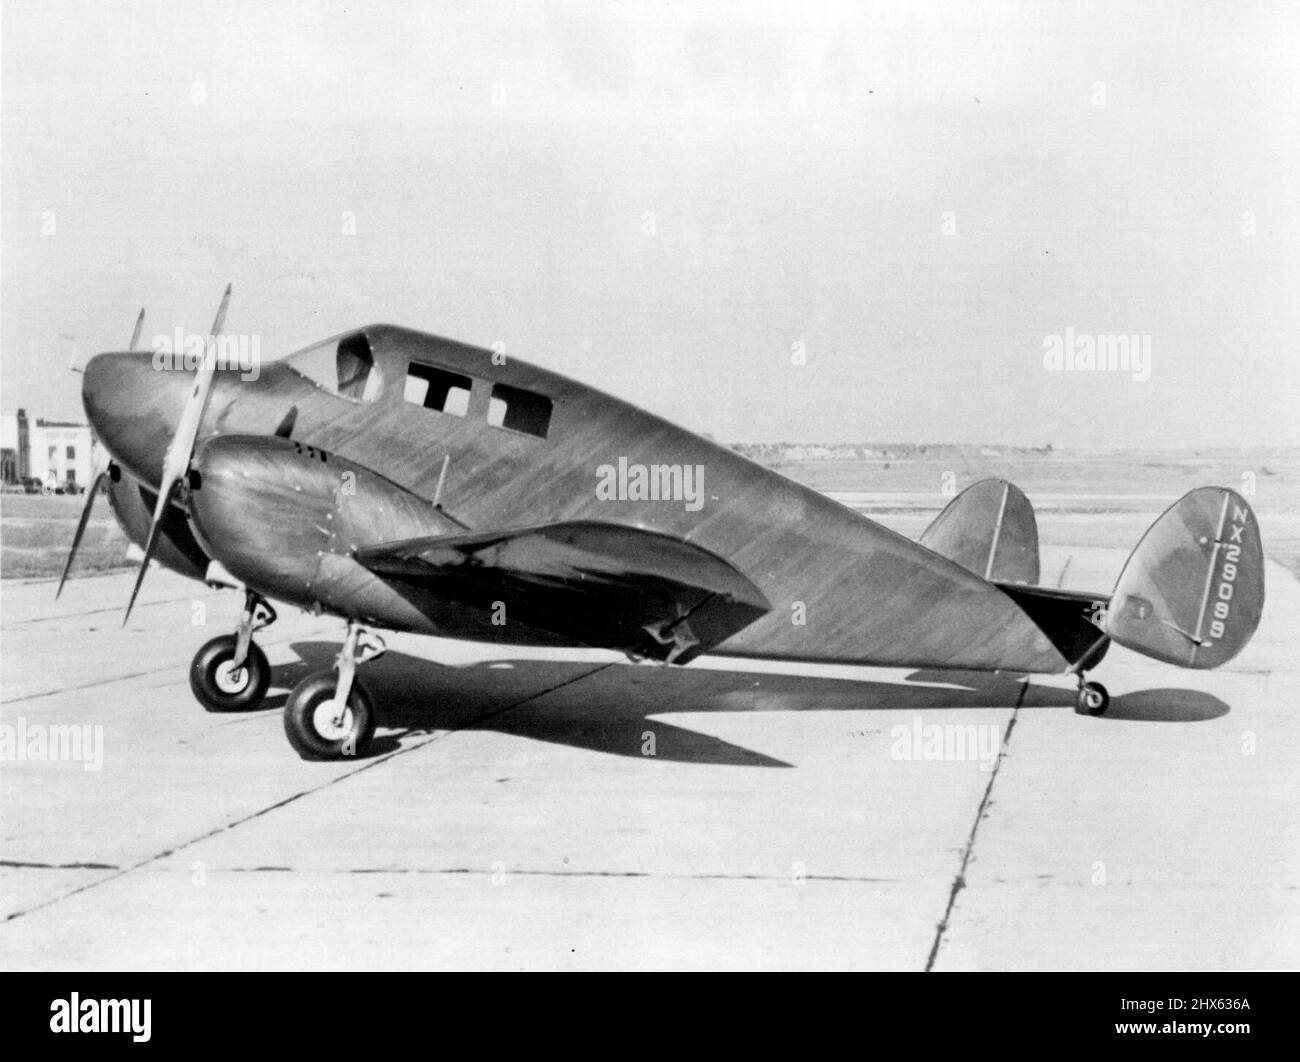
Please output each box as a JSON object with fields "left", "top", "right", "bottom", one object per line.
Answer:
{"left": 187, "top": 434, "right": 459, "bottom": 622}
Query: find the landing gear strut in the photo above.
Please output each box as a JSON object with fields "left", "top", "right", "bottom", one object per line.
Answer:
{"left": 283, "top": 620, "right": 385, "bottom": 760}
{"left": 189, "top": 592, "right": 277, "bottom": 712}
{"left": 1074, "top": 677, "right": 1110, "bottom": 716}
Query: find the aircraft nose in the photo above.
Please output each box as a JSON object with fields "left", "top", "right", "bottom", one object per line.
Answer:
{"left": 82, "top": 351, "right": 186, "bottom": 488}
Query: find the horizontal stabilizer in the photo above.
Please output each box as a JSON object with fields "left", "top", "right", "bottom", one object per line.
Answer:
{"left": 1106, "top": 487, "right": 1264, "bottom": 669}
{"left": 356, "top": 520, "right": 772, "bottom": 664}
{"left": 921, "top": 479, "right": 1039, "bottom": 584}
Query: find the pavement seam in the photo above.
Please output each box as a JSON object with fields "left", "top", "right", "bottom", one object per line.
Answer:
{"left": 0, "top": 662, "right": 616, "bottom": 926}
{"left": 1, "top": 862, "right": 903, "bottom": 884}
{"left": 922, "top": 547, "right": 1072, "bottom": 970}
{"left": 923, "top": 675, "right": 1028, "bottom": 972}
{"left": 5, "top": 589, "right": 226, "bottom": 627}
{"left": 0, "top": 624, "right": 335, "bottom": 706}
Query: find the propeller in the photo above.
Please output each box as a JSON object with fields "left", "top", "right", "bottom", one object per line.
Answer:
{"left": 122, "top": 284, "right": 231, "bottom": 624}
{"left": 55, "top": 465, "right": 111, "bottom": 599}
{"left": 127, "top": 307, "right": 146, "bottom": 354}
{"left": 56, "top": 308, "right": 146, "bottom": 598}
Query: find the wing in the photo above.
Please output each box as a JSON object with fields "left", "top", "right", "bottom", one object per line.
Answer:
{"left": 355, "top": 520, "right": 772, "bottom": 664}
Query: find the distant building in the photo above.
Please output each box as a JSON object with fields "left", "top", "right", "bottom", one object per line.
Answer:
{"left": 1, "top": 409, "right": 95, "bottom": 489}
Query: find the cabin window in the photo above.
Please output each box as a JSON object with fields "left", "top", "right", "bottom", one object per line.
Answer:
{"left": 405, "top": 363, "right": 472, "bottom": 417}
{"left": 487, "top": 383, "right": 551, "bottom": 438}
{"left": 285, "top": 331, "right": 382, "bottom": 402}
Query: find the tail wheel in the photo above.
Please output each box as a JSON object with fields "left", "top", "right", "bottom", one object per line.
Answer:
{"left": 284, "top": 670, "right": 376, "bottom": 760}
{"left": 190, "top": 634, "right": 271, "bottom": 712}
{"left": 1075, "top": 680, "right": 1110, "bottom": 717}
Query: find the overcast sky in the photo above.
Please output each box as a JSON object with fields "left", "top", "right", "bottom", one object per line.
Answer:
{"left": 3, "top": 0, "right": 1297, "bottom": 446}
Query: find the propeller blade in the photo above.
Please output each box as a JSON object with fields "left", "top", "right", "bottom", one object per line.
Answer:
{"left": 122, "top": 481, "right": 174, "bottom": 626}
{"left": 122, "top": 283, "right": 232, "bottom": 623}
{"left": 72, "top": 307, "right": 145, "bottom": 373}
{"left": 162, "top": 283, "right": 231, "bottom": 486}
{"left": 55, "top": 471, "right": 108, "bottom": 599}
{"left": 129, "top": 308, "right": 145, "bottom": 351}
{"left": 210, "top": 284, "right": 232, "bottom": 335}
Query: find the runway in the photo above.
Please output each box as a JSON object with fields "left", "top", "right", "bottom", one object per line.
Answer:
{"left": 1, "top": 542, "right": 1296, "bottom": 970}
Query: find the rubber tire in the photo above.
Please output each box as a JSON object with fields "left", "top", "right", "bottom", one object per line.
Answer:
{"left": 190, "top": 635, "right": 271, "bottom": 712}
{"left": 283, "top": 670, "right": 376, "bottom": 760}
{"left": 1076, "top": 681, "right": 1110, "bottom": 717}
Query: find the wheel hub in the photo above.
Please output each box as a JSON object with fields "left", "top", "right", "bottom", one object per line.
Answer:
{"left": 214, "top": 660, "right": 250, "bottom": 694}
{"left": 312, "top": 699, "right": 354, "bottom": 741}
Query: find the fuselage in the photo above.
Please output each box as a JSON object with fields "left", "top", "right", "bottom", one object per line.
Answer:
{"left": 83, "top": 325, "right": 1070, "bottom": 673}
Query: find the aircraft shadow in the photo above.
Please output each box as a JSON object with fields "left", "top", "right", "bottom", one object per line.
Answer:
{"left": 247, "top": 641, "right": 1231, "bottom": 766}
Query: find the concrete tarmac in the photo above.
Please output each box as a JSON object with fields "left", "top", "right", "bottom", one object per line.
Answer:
{"left": 1, "top": 542, "right": 1296, "bottom": 970}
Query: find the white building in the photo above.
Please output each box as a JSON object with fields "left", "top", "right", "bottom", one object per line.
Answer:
{"left": 1, "top": 410, "right": 95, "bottom": 490}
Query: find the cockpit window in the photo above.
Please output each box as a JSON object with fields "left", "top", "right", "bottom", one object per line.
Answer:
{"left": 285, "top": 331, "right": 381, "bottom": 402}
{"left": 336, "top": 333, "right": 377, "bottom": 400}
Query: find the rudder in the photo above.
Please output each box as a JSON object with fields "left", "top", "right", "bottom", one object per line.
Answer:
{"left": 921, "top": 478, "right": 1040, "bottom": 584}
{"left": 1106, "top": 487, "right": 1264, "bottom": 669}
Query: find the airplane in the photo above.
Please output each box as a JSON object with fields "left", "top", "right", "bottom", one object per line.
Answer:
{"left": 59, "top": 287, "right": 1266, "bottom": 760}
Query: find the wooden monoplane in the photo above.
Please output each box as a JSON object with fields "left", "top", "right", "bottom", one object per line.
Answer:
{"left": 61, "top": 289, "right": 1266, "bottom": 758}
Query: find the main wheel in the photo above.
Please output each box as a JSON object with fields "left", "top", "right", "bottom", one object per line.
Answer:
{"left": 1076, "top": 680, "right": 1110, "bottom": 716}
{"left": 283, "top": 670, "right": 376, "bottom": 760}
{"left": 190, "top": 635, "right": 271, "bottom": 712}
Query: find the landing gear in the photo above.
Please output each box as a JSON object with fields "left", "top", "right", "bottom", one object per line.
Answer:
{"left": 190, "top": 636, "right": 270, "bottom": 711}
{"left": 1075, "top": 678, "right": 1110, "bottom": 716}
{"left": 189, "top": 592, "right": 277, "bottom": 712}
{"left": 284, "top": 621, "right": 385, "bottom": 760}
